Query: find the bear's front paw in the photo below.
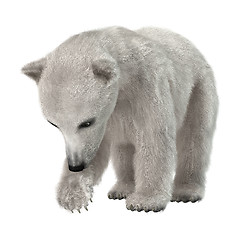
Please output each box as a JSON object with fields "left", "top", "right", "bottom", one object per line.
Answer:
{"left": 126, "top": 192, "right": 169, "bottom": 213}
{"left": 57, "top": 173, "right": 93, "bottom": 213}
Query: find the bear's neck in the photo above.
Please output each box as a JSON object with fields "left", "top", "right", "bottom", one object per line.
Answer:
{"left": 101, "top": 27, "right": 155, "bottom": 100}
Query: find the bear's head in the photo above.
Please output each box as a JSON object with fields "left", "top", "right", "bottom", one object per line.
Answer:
{"left": 22, "top": 35, "right": 119, "bottom": 172}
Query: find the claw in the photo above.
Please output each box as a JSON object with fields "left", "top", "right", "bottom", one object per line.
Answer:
{"left": 130, "top": 204, "right": 135, "bottom": 211}
{"left": 71, "top": 210, "right": 74, "bottom": 213}
{"left": 90, "top": 198, "right": 93, "bottom": 202}
{"left": 85, "top": 206, "right": 88, "bottom": 211}
{"left": 153, "top": 207, "right": 158, "bottom": 212}
{"left": 137, "top": 205, "right": 142, "bottom": 212}
{"left": 77, "top": 209, "right": 81, "bottom": 213}
{"left": 144, "top": 207, "right": 150, "bottom": 212}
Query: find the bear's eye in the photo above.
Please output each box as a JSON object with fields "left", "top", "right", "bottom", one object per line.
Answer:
{"left": 47, "top": 120, "right": 58, "bottom": 128}
{"left": 78, "top": 118, "right": 95, "bottom": 129}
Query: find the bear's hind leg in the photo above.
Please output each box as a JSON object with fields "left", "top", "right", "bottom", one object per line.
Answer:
{"left": 172, "top": 72, "right": 218, "bottom": 203}
{"left": 108, "top": 143, "right": 135, "bottom": 200}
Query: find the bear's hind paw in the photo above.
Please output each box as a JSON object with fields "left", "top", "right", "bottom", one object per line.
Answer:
{"left": 171, "top": 193, "right": 202, "bottom": 203}
{"left": 108, "top": 181, "right": 135, "bottom": 200}
{"left": 171, "top": 184, "right": 204, "bottom": 203}
{"left": 108, "top": 192, "right": 126, "bottom": 200}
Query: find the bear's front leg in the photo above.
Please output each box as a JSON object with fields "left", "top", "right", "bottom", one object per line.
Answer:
{"left": 125, "top": 80, "right": 177, "bottom": 212}
{"left": 57, "top": 136, "right": 110, "bottom": 212}
{"left": 57, "top": 164, "right": 94, "bottom": 212}
{"left": 126, "top": 128, "right": 176, "bottom": 212}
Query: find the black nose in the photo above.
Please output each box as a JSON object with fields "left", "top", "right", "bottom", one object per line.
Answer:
{"left": 68, "top": 162, "right": 85, "bottom": 172}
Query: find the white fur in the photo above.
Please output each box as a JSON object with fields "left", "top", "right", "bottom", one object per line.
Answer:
{"left": 22, "top": 26, "right": 218, "bottom": 212}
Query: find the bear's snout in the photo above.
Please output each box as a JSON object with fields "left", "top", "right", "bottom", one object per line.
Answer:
{"left": 66, "top": 151, "right": 87, "bottom": 172}
{"left": 68, "top": 162, "right": 86, "bottom": 172}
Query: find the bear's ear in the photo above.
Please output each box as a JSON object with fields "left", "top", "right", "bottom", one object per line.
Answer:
{"left": 21, "top": 58, "right": 46, "bottom": 83}
{"left": 92, "top": 59, "right": 118, "bottom": 84}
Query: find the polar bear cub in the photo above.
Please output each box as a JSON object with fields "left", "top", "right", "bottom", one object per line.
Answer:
{"left": 22, "top": 26, "right": 218, "bottom": 213}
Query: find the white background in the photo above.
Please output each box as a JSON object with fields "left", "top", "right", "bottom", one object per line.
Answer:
{"left": 0, "top": 0, "right": 239, "bottom": 239}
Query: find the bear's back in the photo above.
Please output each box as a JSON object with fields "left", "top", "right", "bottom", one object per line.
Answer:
{"left": 135, "top": 27, "right": 206, "bottom": 68}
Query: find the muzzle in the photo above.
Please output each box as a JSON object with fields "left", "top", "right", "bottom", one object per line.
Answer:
{"left": 68, "top": 162, "right": 86, "bottom": 172}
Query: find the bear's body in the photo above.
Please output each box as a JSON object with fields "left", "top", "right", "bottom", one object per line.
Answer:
{"left": 22, "top": 27, "right": 218, "bottom": 212}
